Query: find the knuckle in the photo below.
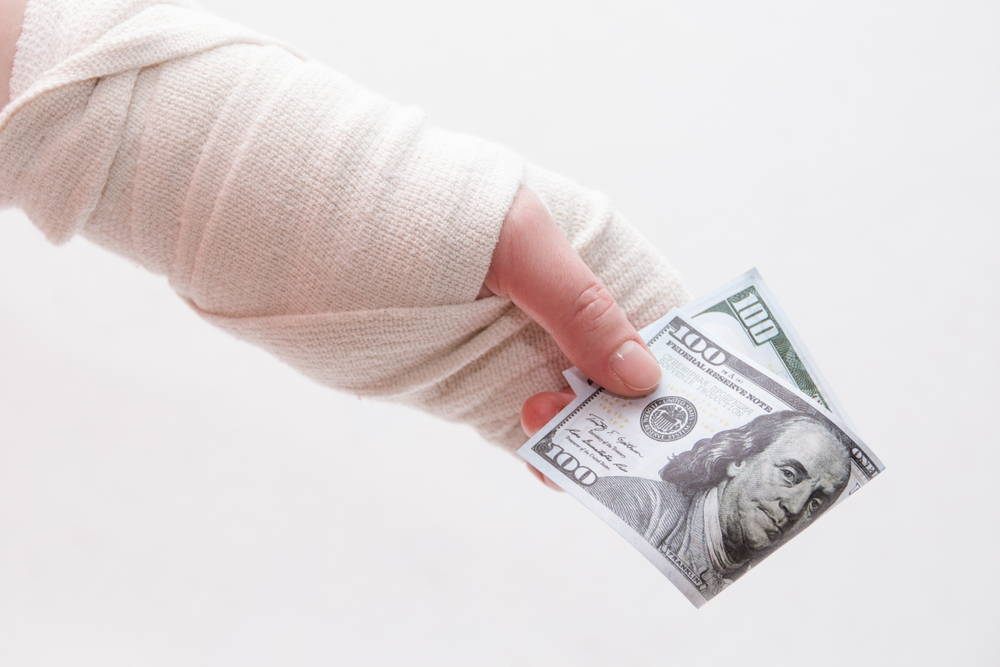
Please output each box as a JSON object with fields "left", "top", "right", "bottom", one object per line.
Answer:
{"left": 567, "top": 281, "right": 618, "bottom": 336}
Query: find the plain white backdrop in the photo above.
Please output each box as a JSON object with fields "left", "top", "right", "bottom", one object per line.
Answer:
{"left": 0, "top": 0, "right": 996, "bottom": 664}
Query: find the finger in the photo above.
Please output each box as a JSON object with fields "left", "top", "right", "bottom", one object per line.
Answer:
{"left": 526, "top": 462, "right": 564, "bottom": 492}
{"left": 520, "top": 389, "right": 577, "bottom": 437}
{"left": 483, "top": 187, "right": 661, "bottom": 396}
{"left": 522, "top": 390, "right": 575, "bottom": 492}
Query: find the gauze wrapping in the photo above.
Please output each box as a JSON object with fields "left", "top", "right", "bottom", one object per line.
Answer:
{"left": 0, "top": 0, "right": 690, "bottom": 451}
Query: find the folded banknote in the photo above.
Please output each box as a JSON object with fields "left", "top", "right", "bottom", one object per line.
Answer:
{"left": 524, "top": 269, "right": 883, "bottom": 607}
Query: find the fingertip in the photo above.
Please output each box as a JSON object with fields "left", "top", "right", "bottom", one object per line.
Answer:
{"left": 609, "top": 339, "right": 661, "bottom": 394}
{"left": 542, "top": 475, "right": 565, "bottom": 492}
{"left": 526, "top": 463, "right": 565, "bottom": 492}
{"left": 520, "top": 389, "right": 576, "bottom": 437}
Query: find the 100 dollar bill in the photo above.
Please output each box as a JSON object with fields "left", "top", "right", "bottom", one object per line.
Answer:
{"left": 564, "top": 269, "right": 849, "bottom": 420}
{"left": 680, "top": 268, "right": 848, "bottom": 419}
{"left": 526, "top": 305, "right": 882, "bottom": 607}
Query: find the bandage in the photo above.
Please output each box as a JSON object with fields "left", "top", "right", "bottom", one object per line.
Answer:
{"left": 0, "top": 0, "right": 689, "bottom": 451}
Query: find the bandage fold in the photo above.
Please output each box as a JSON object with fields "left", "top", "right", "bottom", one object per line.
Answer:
{"left": 0, "top": 0, "right": 689, "bottom": 450}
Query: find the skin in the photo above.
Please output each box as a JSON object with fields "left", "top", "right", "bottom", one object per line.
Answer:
{"left": 479, "top": 187, "right": 663, "bottom": 490}
{"left": 479, "top": 186, "right": 659, "bottom": 398}
{"left": 0, "top": 0, "right": 27, "bottom": 109}
{"left": 0, "top": 2, "right": 655, "bottom": 490}
{"left": 716, "top": 424, "right": 851, "bottom": 562}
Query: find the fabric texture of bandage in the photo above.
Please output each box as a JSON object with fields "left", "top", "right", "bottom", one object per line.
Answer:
{"left": 0, "top": 0, "right": 690, "bottom": 451}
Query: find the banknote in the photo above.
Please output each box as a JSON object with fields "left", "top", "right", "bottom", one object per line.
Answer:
{"left": 520, "top": 309, "right": 883, "bottom": 607}
{"left": 678, "top": 268, "right": 850, "bottom": 419}
{"left": 564, "top": 268, "right": 848, "bottom": 420}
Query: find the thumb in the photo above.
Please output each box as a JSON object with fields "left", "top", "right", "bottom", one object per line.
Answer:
{"left": 481, "top": 186, "right": 661, "bottom": 396}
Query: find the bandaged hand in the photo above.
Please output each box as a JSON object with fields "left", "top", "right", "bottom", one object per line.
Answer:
{"left": 0, "top": 0, "right": 690, "bottom": 457}
{"left": 480, "top": 186, "right": 665, "bottom": 489}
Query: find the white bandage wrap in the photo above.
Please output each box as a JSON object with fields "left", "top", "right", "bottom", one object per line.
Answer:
{"left": 0, "top": 0, "right": 689, "bottom": 450}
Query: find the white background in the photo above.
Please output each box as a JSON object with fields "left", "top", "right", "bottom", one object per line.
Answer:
{"left": 0, "top": 0, "right": 996, "bottom": 664}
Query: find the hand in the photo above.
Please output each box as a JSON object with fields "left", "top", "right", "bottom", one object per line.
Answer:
{"left": 478, "top": 186, "right": 662, "bottom": 490}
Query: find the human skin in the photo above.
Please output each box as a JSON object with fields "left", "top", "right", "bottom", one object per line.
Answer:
{"left": 0, "top": 0, "right": 27, "bottom": 109}
{"left": 480, "top": 187, "right": 662, "bottom": 491}
{"left": 0, "top": 0, "right": 660, "bottom": 489}
{"left": 716, "top": 424, "right": 851, "bottom": 562}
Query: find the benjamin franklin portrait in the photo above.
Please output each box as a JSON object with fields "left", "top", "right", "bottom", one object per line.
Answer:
{"left": 587, "top": 411, "right": 851, "bottom": 599}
